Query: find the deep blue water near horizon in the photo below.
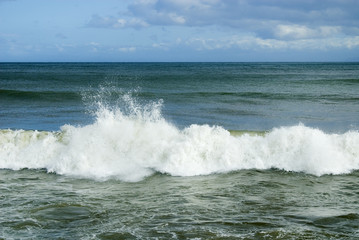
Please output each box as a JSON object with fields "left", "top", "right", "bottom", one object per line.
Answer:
{"left": 1, "top": 62, "right": 359, "bottom": 239}
{"left": 1, "top": 62, "right": 359, "bottom": 132}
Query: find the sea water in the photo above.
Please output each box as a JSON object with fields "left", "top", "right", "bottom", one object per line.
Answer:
{"left": 1, "top": 62, "right": 359, "bottom": 239}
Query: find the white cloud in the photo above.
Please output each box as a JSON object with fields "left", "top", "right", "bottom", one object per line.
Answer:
{"left": 88, "top": 42, "right": 100, "bottom": 52}
{"left": 341, "top": 36, "right": 359, "bottom": 49}
{"left": 152, "top": 43, "right": 170, "bottom": 50}
{"left": 275, "top": 24, "right": 342, "bottom": 40}
{"left": 126, "top": 18, "right": 149, "bottom": 28}
{"left": 168, "top": 13, "right": 186, "bottom": 24}
{"left": 55, "top": 43, "right": 76, "bottom": 52}
{"left": 179, "top": 35, "right": 359, "bottom": 52}
{"left": 125, "top": 0, "right": 359, "bottom": 40}
{"left": 87, "top": 14, "right": 149, "bottom": 29}
{"left": 276, "top": 25, "right": 315, "bottom": 39}
{"left": 118, "top": 47, "right": 136, "bottom": 52}
{"left": 86, "top": 0, "right": 359, "bottom": 52}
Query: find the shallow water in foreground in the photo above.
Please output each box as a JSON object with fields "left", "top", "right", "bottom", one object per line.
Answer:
{"left": 1, "top": 169, "right": 359, "bottom": 239}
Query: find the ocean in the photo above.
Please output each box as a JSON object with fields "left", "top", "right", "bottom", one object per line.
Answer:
{"left": 1, "top": 62, "right": 359, "bottom": 239}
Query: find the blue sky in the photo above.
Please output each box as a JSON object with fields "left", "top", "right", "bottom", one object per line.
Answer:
{"left": 1, "top": 0, "right": 359, "bottom": 62}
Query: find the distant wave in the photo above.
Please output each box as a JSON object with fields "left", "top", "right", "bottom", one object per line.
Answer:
{"left": 0, "top": 89, "right": 81, "bottom": 102}
{"left": 166, "top": 91, "right": 359, "bottom": 103}
{"left": 1, "top": 93, "right": 359, "bottom": 182}
{"left": 2, "top": 88, "right": 358, "bottom": 105}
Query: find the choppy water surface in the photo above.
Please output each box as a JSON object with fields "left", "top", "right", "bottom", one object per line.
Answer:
{"left": 1, "top": 62, "right": 359, "bottom": 239}
{"left": 1, "top": 169, "right": 359, "bottom": 239}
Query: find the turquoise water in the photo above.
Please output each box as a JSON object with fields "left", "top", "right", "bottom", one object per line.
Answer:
{"left": 1, "top": 62, "right": 359, "bottom": 239}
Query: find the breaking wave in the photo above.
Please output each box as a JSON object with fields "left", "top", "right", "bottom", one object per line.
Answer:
{"left": 1, "top": 93, "right": 359, "bottom": 181}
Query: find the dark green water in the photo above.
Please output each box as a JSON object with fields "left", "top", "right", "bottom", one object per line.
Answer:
{"left": 1, "top": 63, "right": 359, "bottom": 239}
{"left": 1, "top": 169, "right": 359, "bottom": 239}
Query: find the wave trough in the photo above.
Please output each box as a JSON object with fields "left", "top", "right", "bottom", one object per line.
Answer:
{"left": 1, "top": 95, "right": 359, "bottom": 181}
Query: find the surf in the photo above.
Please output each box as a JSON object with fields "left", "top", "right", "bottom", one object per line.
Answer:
{"left": 1, "top": 93, "right": 359, "bottom": 181}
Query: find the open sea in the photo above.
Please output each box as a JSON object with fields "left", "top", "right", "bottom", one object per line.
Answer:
{"left": 1, "top": 62, "right": 359, "bottom": 239}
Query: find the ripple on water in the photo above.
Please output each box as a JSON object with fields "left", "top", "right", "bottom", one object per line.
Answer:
{"left": 31, "top": 203, "right": 92, "bottom": 222}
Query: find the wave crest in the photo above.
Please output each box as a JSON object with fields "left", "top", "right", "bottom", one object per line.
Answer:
{"left": 1, "top": 94, "right": 359, "bottom": 181}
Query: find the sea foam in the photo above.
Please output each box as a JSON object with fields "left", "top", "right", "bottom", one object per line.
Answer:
{"left": 1, "top": 94, "right": 359, "bottom": 181}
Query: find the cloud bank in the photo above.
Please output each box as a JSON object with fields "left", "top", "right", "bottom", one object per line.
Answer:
{"left": 87, "top": 0, "right": 359, "bottom": 38}
{"left": 84, "top": 0, "right": 359, "bottom": 57}
{"left": 1, "top": 0, "right": 358, "bottom": 61}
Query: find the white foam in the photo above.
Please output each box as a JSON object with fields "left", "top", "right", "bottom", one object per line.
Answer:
{"left": 1, "top": 97, "right": 359, "bottom": 181}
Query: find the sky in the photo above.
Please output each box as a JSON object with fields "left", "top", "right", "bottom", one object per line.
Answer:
{"left": 0, "top": 0, "right": 359, "bottom": 62}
